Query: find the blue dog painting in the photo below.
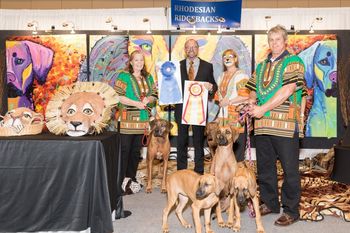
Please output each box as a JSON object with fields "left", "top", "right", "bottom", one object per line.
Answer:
{"left": 158, "top": 61, "right": 182, "bottom": 105}
{"left": 298, "top": 39, "right": 337, "bottom": 138}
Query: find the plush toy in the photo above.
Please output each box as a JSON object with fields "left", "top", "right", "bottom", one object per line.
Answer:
{"left": 0, "top": 107, "right": 44, "bottom": 136}
{"left": 45, "top": 82, "right": 119, "bottom": 137}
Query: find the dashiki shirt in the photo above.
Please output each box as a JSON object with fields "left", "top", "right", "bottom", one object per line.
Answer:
{"left": 216, "top": 69, "right": 250, "bottom": 133}
{"left": 115, "top": 71, "right": 158, "bottom": 134}
{"left": 246, "top": 50, "right": 306, "bottom": 138}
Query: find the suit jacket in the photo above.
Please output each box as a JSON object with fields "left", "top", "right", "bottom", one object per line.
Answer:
{"left": 175, "top": 58, "right": 217, "bottom": 124}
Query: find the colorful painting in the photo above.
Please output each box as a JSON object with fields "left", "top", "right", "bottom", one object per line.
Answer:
{"left": 170, "top": 35, "right": 252, "bottom": 81}
{"left": 157, "top": 61, "right": 182, "bottom": 105}
{"left": 182, "top": 81, "right": 208, "bottom": 126}
{"left": 78, "top": 35, "right": 128, "bottom": 87}
{"left": 129, "top": 35, "right": 170, "bottom": 81}
{"left": 6, "top": 35, "right": 87, "bottom": 114}
{"left": 254, "top": 34, "right": 337, "bottom": 138}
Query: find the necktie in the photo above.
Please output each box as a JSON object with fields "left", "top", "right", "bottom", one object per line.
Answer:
{"left": 188, "top": 60, "right": 195, "bottom": 81}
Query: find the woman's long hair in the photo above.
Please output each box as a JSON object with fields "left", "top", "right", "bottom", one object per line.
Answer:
{"left": 127, "top": 50, "right": 149, "bottom": 78}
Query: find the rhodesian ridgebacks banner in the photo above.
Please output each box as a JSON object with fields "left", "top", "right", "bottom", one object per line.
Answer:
{"left": 171, "top": 0, "right": 242, "bottom": 29}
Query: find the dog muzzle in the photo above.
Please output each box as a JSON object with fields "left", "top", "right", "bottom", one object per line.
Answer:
{"left": 217, "top": 135, "right": 228, "bottom": 146}
{"left": 196, "top": 188, "right": 207, "bottom": 199}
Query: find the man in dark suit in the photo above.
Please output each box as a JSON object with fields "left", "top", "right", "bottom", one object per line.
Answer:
{"left": 174, "top": 38, "right": 217, "bottom": 174}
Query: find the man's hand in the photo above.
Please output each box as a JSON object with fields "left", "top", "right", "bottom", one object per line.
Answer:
{"left": 203, "top": 82, "right": 213, "bottom": 91}
{"left": 248, "top": 104, "right": 267, "bottom": 119}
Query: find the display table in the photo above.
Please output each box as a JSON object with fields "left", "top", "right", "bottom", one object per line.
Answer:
{"left": 0, "top": 132, "right": 123, "bottom": 233}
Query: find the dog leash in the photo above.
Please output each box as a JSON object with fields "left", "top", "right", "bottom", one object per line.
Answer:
{"left": 238, "top": 104, "right": 256, "bottom": 218}
{"left": 238, "top": 103, "right": 253, "bottom": 166}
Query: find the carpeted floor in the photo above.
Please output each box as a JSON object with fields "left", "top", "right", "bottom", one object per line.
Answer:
{"left": 134, "top": 159, "right": 350, "bottom": 222}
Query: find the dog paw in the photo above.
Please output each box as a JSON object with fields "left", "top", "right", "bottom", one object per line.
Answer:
{"left": 257, "top": 228, "right": 265, "bottom": 233}
{"left": 226, "top": 222, "right": 234, "bottom": 228}
{"left": 145, "top": 187, "right": 152, "bottom": 193}
{"left": 218, "top": 222, "right": 225, "bottom": 228}
{"left": 231, "top": 226, "right": 241, "bottom": 232}
{"left": 182, "top": 223, "right": 192, "bottom": 228}
{"left": 161, "top": 188, "right": 167, "bottom": 193}
{"left": 162, "top": 227, "right": 169, "bottom": 233}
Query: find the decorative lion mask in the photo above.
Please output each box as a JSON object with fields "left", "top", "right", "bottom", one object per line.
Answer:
{"left": 0, "top": 107, "right": 44, "bottom": 136}
{"left": 45, "top": 82, "right": 119, "bottom": 137}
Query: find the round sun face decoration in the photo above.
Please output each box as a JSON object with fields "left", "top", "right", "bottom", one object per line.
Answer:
{"left": 45, "top": 82, "right": 119, "bottom": 137}
{"left": 0, "top": 107, "right": 44, "bottom": 136}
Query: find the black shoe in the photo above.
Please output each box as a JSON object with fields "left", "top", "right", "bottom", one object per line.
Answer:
{"left": 115, "top": 210, "right": 132, "bottom": 219}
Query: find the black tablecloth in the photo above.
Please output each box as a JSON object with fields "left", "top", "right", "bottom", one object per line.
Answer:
{"left": 0, "top": 132, "right": 123, "bottom": 233}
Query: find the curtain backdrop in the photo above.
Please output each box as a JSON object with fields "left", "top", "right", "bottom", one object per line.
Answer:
{"left": 0, "top": 7, "right": 349, "bottom": 31}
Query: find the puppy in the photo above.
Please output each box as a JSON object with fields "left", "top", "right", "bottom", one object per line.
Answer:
{"left": 229, "top": 161, "right": 265, "bottom": 233}
{"left": 162, "top": 169, "right": 224, "bottom": 233}
{"left": 205, "top": 121, "right": 219, "bottom": 160}
{"left": 146, "top": 118, "right": 172, "bottom": 193}
{"left": 210, "top": 125, "right": 239, "bottom": 227}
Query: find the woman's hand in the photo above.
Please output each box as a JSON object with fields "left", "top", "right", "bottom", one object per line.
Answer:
{"left": 135, "top": 101, "right": 146, "bottom": 110}
{"left": 219, "top": 97, "right": 230, "bottom": 107}
{"left": 142, "top": 97, "right": 150, "bottom": 105}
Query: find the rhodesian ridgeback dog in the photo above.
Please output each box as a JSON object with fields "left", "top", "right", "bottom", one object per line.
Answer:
{"left": 210, "top": 125, "right": 239, "bottom": 227}
{"left": 229, "top": 161, "right": 265, "bottom": 233}
{"left": 146, "top": 118, "right": 172, "bottom": 193}
{"left": 162, "top": 169, "right": 224, "bottom": 233}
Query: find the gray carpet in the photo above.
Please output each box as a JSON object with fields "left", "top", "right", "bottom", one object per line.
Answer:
{"left": 113, "top": 188, "right": 349, "bottom": 233}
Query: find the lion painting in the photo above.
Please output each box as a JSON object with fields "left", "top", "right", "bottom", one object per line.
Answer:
{"left": 45, "top": 82, "right": 119, "bottom": 137}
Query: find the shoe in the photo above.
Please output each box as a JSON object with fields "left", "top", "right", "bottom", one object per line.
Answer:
{"left": 274, "top": 213, "right": 299, "bottom": 226}
{"left": 115, "top": 210, "right": 132, "bottom": 219}
{"left": 259, "top": 204, "right": 273, "bottom": 216}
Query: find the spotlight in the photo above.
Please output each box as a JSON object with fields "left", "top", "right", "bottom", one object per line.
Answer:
{"left": 106, "top": 17, "right": 118, "bottom": 32}
{"left": 264, "top": 15, "right": 271, "bottom": 33}
{"left": 143, "top": 18, "right": 152, "bottom": 34}
{"left": 27, "top": 20, "right": 39, "bottom": 35}
{"left": 309, "top": 17, "right": 323, "bottom": 33}
{"left": 187, "top": 17, "right": 196, "bottom": 34}
{"left": 176, "top": 25, "right": 181, "bottom": 30}
{"left": 62, "top": 21, "right": 76, "bottom": 34}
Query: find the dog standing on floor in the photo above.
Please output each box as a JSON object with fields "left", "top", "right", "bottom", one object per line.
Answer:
{"left": 162, "top": 169, "right": 224, "bottom": 233}
{"left": 210, "top": 125, "right": 239, "bottom": 228}
{"left": 146, "top": 118, "right": 172, "bottom": 193}
{"left": 229, "top": 161, "right": 265, "bottom": 233}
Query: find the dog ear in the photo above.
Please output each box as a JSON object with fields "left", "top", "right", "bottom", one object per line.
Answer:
{"left": 215, "top": 177, "right": 224, "bottom": 196}
{"left": 230, "top": 126, "right": 239, "bottom": 142}
{"left": 298, "top": 41, "right": 321, "bottom": 89}
{"left": 168, "top": 122, "right": 173, "bottom": 130}
{"left": 149, "top": 119, "right": 156, "bottom": 130}
{"left": 22, "top": 40, "right": 54, "bottom": 84}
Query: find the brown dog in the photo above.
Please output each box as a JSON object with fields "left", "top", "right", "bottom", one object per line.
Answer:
{"left": 205, "top": 121, "right": 219, "bottom": 160}
{"left": 210, "top": 125, "right": 239, "bottom": 227}
{"left": 162, "top": 169, "right": 224, "bottom": 233}
{"left": 146, "top": 118, "right": 172, "bottom": 193}
{"left": 229, "top": 161, "right": 265, "bottom": 233}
